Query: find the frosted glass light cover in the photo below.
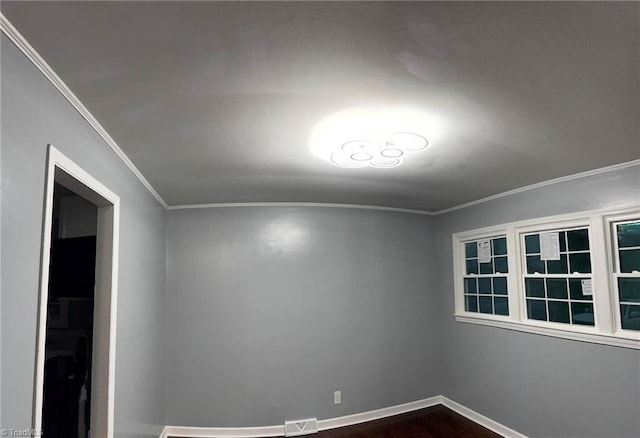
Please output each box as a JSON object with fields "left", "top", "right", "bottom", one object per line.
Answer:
{"left": 326, "top": 132, "right": 429, "bottom": 169}
{"left": 391, "top": 132, "right": 428, "bottom": 151}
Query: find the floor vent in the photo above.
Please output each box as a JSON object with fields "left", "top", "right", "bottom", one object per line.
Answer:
{"left": 284, "top": 418, "right": 318, "bottom": 436}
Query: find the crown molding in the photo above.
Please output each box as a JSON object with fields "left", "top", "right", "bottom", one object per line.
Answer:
{"left": 3, "top": 13, "right": 637, "bottom": 216}
{"left": 167, "top": 156, "right": 639, "bottom": 215}
{"left": 435, "top": 159, "right": 640, "bottom": 215}
{"left": 167, "top": 201, "right": 437, "bottom": 216}
{"left": 0, "top": 13, "right": 169, "bottom": 209}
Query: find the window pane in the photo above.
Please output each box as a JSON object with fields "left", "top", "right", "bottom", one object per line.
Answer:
{"left": 478, "top": 278, "right": 492, "bottom": 294}
{"left": 494, "top": 297, "right": 509, "bottom": 316}
{"left": 569, "top": 278, "right": 593, "bottom": 301}
{"left": 464, "top": 278, "right": 477, "bottom": 294}
{"left": 465, "top": 295, "right": 478, "bottom": 312}
{"left": 493, "top": 277, "right": 508, "bottom": 295}
{"left": 571, "top": 303, "right": 595, "bottom": 326}
{"left": 525, "top": 278, "right": 545, "bottom": 298}
{"left": 567, "top": 229, "right": 590, "bottom": 251}
{"left": 569, "top": 253, "right": 591, "bottom": 273}
{"left": 527, "top": 299, "right": 547, "bottom": 321}
{"left": 558, "top": 232, "right": 567, "bottom": 252}
{"left": 479, "top": 261, "right": 494, "bottom": 274}
{"left": 479, "top": 296, "right": 493, "bottom": 314}
{"left": 492, "top": 237, "right": 507, "bottom": 255}
{"left": 494, "top": 256, "right": 508, "bottom": 274}
{"left": 617, "top": 222, "right": 640, "bottom": 248}
{"left": 466, "top": 259, "right": 478, "bottom": 275}
{"left": 527, "top": 255, "right": 545, "bottom": 274}
{"left": 620, "top": 304, "right": 640, "bottom": 331}
{"left": 525, "top": 234, "right": 540, "bottom": 254}
{"left": 620, "top": 249, "right": 640, "bottom": 273}
{"left": 619, "top": 278, "right": 640, "bottom": 303}
{"left": 465, "top": 242, "right": 478, "bottom": 258}
{"left": 547, "top": 254, "right": 569, "bottom": 274}
{"left": 546, "top": 279, "right": 568, "bottom": 299}
{"left": 548, "top": 301, "right": 570, "bottom": 324}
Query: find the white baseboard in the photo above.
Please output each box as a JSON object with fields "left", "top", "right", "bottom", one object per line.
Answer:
{"left": 160, "top": 424, "right": 284, "bottom": 438}
{"left": 160, "top": 395, "right": 527, "bottom": 438}
{"left": 440, "top": 396, "right": 527, "bottom": 438}
{"left": 316, "top": 396, "right": 441, "bottom": 431}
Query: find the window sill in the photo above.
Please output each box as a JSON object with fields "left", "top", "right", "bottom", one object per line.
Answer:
{"left": 454, "top": 313, "right": 640, "bottom": 350}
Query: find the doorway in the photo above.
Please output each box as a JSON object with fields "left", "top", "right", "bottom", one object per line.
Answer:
{"left": 35, "top": 146, "right": 120, "bottom": 438}
{"left": 43, "top": 183, "right": 97, "bottom": 437}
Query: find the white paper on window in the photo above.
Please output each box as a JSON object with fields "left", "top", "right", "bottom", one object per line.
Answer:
{"left": 540, "top": 232, "right": 561, "bottom": 260}
{"left": 477, "top": 240, "right": 492, "bottom": 263}
{"left": 581, "top": 279, "right": 593, "bottom": 296}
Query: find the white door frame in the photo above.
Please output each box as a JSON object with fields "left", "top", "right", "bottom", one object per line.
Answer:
{"left": 34, "top": 145, "right": 119, "bottom": 438}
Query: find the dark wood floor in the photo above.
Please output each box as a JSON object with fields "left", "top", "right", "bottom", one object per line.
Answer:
{"left": 313, "top": 405, "right": 502, "bottom": 438}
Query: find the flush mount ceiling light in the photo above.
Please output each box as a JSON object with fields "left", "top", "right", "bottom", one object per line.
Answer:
{"left": 330, "top": 132, "right": 428, "bottom": 169}
{"left": 310, "top": 107, "right": 439, "bottom": 169}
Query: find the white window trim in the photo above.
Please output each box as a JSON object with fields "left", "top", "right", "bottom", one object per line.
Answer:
{"left": 453, "top": 227, "right": 516, "bottom": 321}
{"left": 452, "top": 203, "right": 640, "bottom": 350}
{"left": 515, "top": 218, "right": 608, "bottom": 331}
{"left": 605, "top": 212, "right": 640, "bottom": 337}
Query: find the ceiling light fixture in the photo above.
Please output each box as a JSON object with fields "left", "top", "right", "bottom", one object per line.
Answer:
{"left": 310, "top": 107, "right": 439, "bottom": 170}
{"left": 330, "top": 132, "right": 428, "bottom": 169}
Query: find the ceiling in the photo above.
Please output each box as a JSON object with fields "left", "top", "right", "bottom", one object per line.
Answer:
{"left": 3, "top": 1, "right": 639, "bottom": 211}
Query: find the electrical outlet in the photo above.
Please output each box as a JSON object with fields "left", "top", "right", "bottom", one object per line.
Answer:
{"left": 333, "top": 390, "right": 341, "bottom": 405}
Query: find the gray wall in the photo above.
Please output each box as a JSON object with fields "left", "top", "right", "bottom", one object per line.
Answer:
{"left": 165, "top": 206, "right": 440, "bottom": 426}
{"left": 4, "top": 21, "right": 639, "bottom": 437}
{"left": 1, "top": 35, "right": 166, "bottom": 437}
{"left": 435, "top": 165, "right": 640, "bottom": 438}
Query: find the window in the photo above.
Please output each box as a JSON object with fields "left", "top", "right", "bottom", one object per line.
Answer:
{"left": 522, "top": 228, "right": 594, "bottom": 326}
{"left": 453, "top": 205, "right": 640, "bottom": 350}
{"left": 612, "top": 219, "right": 640, "bottom": 332}
{"left": 463, "top": 236, "right": 509, "bottom": 316}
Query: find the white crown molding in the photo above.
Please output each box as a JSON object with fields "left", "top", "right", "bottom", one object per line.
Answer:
{"left": 440, "top": 396, "right": 528, "bottom": 438}
{"left": 167, "top": 201, "right": 437, "bottom": 216}
{"left": 159, "top": 396, "right": 528, "bottom": 438}
{"left": 0, "top": 13, "right": 169, "bottom": 209}
{"left": 166, "top": 158, "right": 639, "bottom": 215}
{"left": 435, "top": 159, "right": 640, "bottom": 215}
{"left": 3, "top": 13, "right": 637, "bottom": 216}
